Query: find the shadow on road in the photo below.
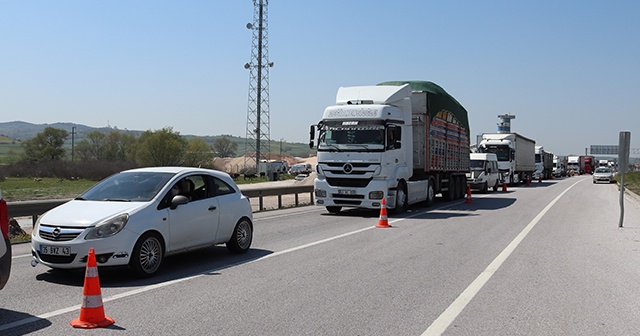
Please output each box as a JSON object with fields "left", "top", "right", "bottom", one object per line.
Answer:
{"left": 33, "top": 247, "right": 274, "bottom": 288}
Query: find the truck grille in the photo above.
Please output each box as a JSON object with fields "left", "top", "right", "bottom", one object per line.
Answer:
{"left": 326, "top": 178, "right": 371, "bottom": 188}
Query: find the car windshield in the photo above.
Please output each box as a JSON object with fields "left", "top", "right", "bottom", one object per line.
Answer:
{"left": 470, "top": 160, "right": 486, "bottom": 170}
{"left": 595, "top": 168, "right": 611, "bottom": 173}
{"left": 78, "top": 172, "right": 175, "bottom": 202}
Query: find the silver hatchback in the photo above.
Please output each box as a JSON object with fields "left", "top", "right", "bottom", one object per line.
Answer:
{"left": 593, "top": 167, "right": 615, "bottom": 184}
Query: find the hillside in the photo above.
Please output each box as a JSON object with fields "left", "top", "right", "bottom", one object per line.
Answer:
{"left": 0, "top": 121, "right": 314, "bottom": 158}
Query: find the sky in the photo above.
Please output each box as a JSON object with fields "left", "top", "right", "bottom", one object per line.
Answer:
{"left": 2, "top": 1, "right": 639, "bottom": 157}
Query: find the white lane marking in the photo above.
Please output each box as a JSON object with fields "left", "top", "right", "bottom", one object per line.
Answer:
{"left": 1, "top": 206, "right": 423, "bottom": 332}
{"left": 0, "top": 193, "right": 496, "bottom": 332}
{"left": 421, "top": 179, "right": 583, "bottom": 336}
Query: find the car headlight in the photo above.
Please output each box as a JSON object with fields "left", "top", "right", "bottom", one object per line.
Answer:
{"left": 85, "top": 214, "right": 129, "bottom": 240}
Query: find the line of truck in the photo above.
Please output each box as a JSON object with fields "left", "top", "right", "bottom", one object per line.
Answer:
{"left": 307, "top": 80, "right": 559, "bottom": 214}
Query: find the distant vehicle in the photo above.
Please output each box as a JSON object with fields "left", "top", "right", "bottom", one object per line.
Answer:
{"left": 567, "top": 155, "right": 580, "bottom": 175}
{"left": 533, "top": 146, "right": 554, "bottom": 180}
{"left": 582, "top": 156, "right": 597, "bottom": 175}
{"left": 553, "top": 155, "right": 567, "bottom": 177}
{"left": 289, "top": 163, "right": 312, "bottom": 175}
{"left": 478, "top": 132, "right": 536, "bottom": 186}
{"left": 593, "top": 167, "right": 615, "bottom": 184}
{"left": 295, "top": 173, "right": 309, "bottom": 181}
{"left": 0, "top": 193, "right": 10, "bottom": 290}
{"left": 31, "top": 167, "right": 253, "bottom": 277}
{"left": 258, "top": 160, "right": 289, "bottom": 180}
{"left": 467, "top": 153, "right": 500, "bottom": 192}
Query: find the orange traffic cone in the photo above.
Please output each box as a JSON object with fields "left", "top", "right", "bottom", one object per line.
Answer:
{"left": 465, "top": 185, "right": 473, "bottom": 203}
{"left": 502, "top": 181, "right": 507, "bottom": 192}
{"left": 375, "top": 198, "right": 391, "bottom": 228}
{"left": 71, "top": 248, "right": 115, "bottom": 329}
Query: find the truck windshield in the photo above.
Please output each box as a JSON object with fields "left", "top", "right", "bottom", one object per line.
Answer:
{"left": 318, "top": 124, "right": 385, "bottom": 151}
{"left": 480, "top": 145, "right": 510, "bottom": 161}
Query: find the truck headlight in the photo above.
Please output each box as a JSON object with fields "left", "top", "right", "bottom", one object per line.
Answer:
{"left": 369, "top": 191, "right": 384, "bottom": 200}
{"left": 85, "top": 214, "right": 129, "bottom": 240}
{"left": 315, "top": 189, "right": 327, "bottom": 198}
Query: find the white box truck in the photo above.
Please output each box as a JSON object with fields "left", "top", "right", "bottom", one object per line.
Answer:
{"left": 533, "top": 146, "right": 554, "bottom": 180}
{"left": 309, "top": 81, "right": 470, "bottom": 213}
{"left": 478, "top": 133, "right": 535, "bottom": 186}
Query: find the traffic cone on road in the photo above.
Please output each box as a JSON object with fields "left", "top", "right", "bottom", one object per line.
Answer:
{"left": 375, "top": 198, "right": 391, "bottom": 228}
{"left": 502, "top": 181, "right": 507, "bottom": 192}
{"left": 71, "top": 248, "right": 115, "bottom": 329}
{"left": 465, "top": 185, "right": 473, "bottom": 203}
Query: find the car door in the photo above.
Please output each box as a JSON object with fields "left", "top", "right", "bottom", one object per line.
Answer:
{"left": 166, "top": 175, "right": 220, "bottom": 252}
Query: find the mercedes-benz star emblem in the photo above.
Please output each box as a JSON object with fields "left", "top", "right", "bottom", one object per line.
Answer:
{"left": 343, "top": 163, "right": 353, "bottom": 174}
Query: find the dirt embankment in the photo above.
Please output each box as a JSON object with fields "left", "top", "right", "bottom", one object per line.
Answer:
{"left": 212, "top": 155, "right": 317, "bottom": 175}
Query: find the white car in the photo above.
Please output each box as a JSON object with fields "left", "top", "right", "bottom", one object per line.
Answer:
{"left": 1, "top": 196, "right": 10, "bottom": 290}
{"left": 31, "top": 167, "right": 253, "bottom": 277}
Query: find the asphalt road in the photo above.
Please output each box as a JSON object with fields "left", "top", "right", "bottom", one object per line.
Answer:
{"left": 2, "top": 175, "right": 640, "bottom": 335}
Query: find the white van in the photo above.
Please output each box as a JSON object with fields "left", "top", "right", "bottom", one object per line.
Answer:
{"left": 467, "top": 153, "right": 501, "bottom": 192}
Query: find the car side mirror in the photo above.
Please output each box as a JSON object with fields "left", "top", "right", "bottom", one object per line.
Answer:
{"left": 170, "top": 195, "right": 189, "bottom": 209}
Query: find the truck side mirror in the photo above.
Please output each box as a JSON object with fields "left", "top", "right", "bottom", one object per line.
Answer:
{"left": 309, "top": 125, "right": 316, "bottom": 149}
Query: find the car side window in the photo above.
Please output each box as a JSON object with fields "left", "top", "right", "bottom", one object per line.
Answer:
{"left": 188, "top": 175, "right": 208, "bottom": 201}
{"left": 211, "top": 177, "right": 235, "bottom": 197}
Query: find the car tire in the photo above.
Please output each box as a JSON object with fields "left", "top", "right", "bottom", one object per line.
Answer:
{"left": 481, "top": 181, "right": 488, "bottom": 193}
{"left": 130, "top": 232, "right": 164, "bottom": 278}
{"left": 493, "top": 180, "right": 499, "bottom": 192}
{"left": 226, "top": 217, "right": 253, "bottom": 254}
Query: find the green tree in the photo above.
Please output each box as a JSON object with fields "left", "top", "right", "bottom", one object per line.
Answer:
{"left": 183, "top": 137, "right": 214, "bottom": 167}
{"left": 213, "top": 136, "right": 238, "bottom": 158}
{"left": 75, "top": 130, "right": 138, "bottom": 162}
{"left": 75, "top": 131, "right": 106, "bottom": 161}
{"left": 22, "top": 127, "right": 69, "bottom": 163}
{"left": 104, "top": 131, "right": 137, "bottom": 162}
{"left": 135, "top": 127, "right": 187, "bottom": 166}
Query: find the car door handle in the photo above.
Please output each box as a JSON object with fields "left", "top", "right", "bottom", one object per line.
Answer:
{"left": 208, "top": 206, "right": 217, "bottom": 211}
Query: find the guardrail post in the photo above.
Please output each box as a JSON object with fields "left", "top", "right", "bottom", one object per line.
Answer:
{"left": 294, "top": 193, "right": 299, "bottom": 207}
{"left": 277, "top": 195, "right": 282, "bottom": 209}
{"left": 258, "top": 191, "right": 264, "bottom": 212}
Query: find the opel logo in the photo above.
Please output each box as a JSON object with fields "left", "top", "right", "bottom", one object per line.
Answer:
{"left": 52, "top": 228, "right": 61, "bottom": 238}
{"left": 343, "top": 163, "right": 353, "bottom": 174}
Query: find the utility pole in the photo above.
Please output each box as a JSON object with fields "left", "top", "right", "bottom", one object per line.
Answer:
{"left": 71, "top": 126, "right": 76, "bottom": 162}
{"left": 244, "top": 0, "right": 273, "bottom": 172}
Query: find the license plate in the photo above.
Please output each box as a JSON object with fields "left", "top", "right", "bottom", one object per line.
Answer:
{"left": 338, "top": 189, "right": 356, "bottom": 195}
{"left": 40, "top": 245, "right": 71, "bottom": 256}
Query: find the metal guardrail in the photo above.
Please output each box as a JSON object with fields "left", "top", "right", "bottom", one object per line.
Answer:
{"left": 7, "top": 184, "right": 315, "bottom": 225}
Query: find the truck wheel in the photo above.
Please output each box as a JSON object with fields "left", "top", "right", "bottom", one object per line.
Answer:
{"left": 446, "top": 178, "right": 456, "bottom": 201}
{"left": 459, "top": 177, "right": 467, "bottom": 199}
{"left": 393, "top": 181, "right": 408, "bottom": 214}
{"left": 326, "top": 206, "right": 342, "bottom": 214}
{"left": 425, "top": 180, "right": 435, "bottom": 207}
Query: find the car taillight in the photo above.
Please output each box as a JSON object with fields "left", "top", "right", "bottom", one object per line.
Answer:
{"left": 0, "top": 197, "right": 8, "bottom": 240}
